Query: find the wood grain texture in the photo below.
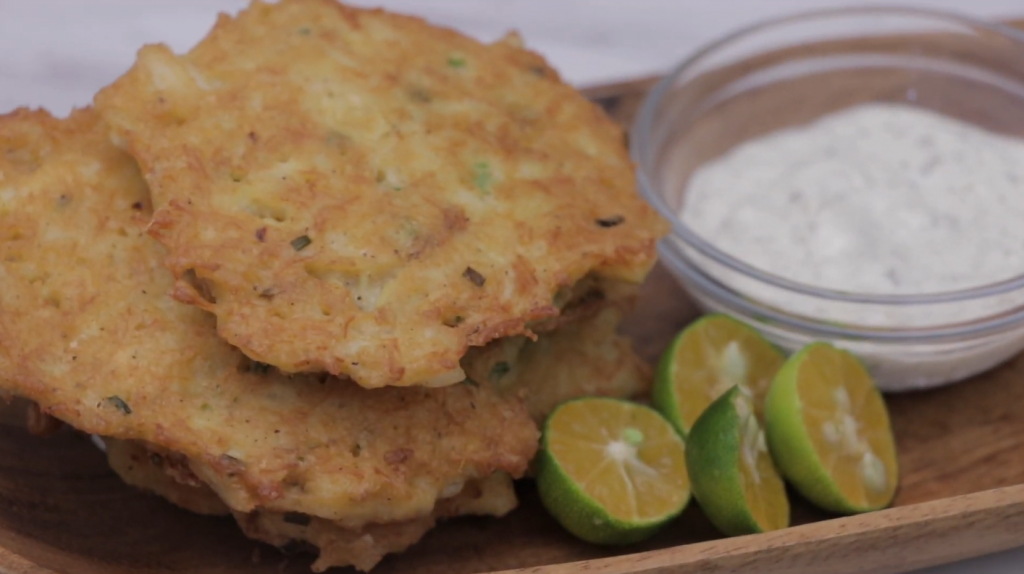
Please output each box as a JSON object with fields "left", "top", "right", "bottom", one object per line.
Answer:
{"left": 3, "top": 18, "right": 1024, "bottom": 574}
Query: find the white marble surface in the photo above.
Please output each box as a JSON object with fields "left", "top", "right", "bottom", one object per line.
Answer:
{"left": 3, "top": 1, "right": 1024, "bottom": 572}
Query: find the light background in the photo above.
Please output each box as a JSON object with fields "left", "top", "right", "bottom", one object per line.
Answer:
{"left": 4, "top": 0, "right": 1024, "bottom": 114}
{"left": 2, "top": 1, "right": 1022, "bottom": 572}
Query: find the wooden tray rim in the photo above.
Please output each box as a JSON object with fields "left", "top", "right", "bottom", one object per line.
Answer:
{"left": 494, "top": 483, "right": 1024, "bottom": 573}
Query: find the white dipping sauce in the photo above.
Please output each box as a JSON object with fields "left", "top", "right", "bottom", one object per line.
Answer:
{"left": 683, "top": 103, "right": 1024, "bottom": 296}
{"left": 677, "top": 103, "right": 1024, "bottom": 390}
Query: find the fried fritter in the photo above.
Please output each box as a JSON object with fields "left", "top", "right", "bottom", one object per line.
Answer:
{"left": 97, "top": 306, "right": 649, "bottom": 569}
{"left": 234, "top": 472, "right": 516, "bottom": 572}
{"left": 509, "top": 306, "right": 651, "bottom": 420}
{"left": 106, "top": 438, "right": 516, "bottom": 572}
{"left": 465, "top": 305, "right": 651, "bottom": 423}
{"left": 94, "top": 0, "right": 669, "bottom": 388}
{"left": 0, "top": 108, "right": 538, "bottom": 529}
{"left": 105, "top": 438, "right": 230, "bottom": 516}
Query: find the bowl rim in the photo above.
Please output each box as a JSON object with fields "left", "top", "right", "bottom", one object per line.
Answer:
{"left": 658, "top": 243, "right": 1024, "bottom": 342}
{"left": 630, "top": 5, "right": 1024, "bottom": 310}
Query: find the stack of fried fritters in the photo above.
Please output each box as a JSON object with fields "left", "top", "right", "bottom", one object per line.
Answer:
{"left": 0, "top": 0, "right": 668, "bottom": 570}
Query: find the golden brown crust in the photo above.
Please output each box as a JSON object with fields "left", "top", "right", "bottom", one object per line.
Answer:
{"left": 237, "top": 512, "right": 436, "bottom": 572}
{"left": 465, "top": 305, "right": 652, "bottom": 423}
{"left": 94, "top": 0, "right": 669, "bottom": 387}
{"left": 106, "top": 438, "right": 515, "bottom": 572}
{"left": 0, "top": 108, "right": 538, "bottom": 528}
{"left": 105, "top": 438, "right": 230, "bottom": 516}
{"left": 235, "top": 472, "right": 517, "bottom": 572}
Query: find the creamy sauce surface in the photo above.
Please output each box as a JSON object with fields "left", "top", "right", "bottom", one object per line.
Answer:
{"left": 682, "top": 103, "right": 1024, "bottom": 295}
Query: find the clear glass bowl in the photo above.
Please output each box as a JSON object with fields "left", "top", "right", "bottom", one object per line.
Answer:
{"left": 631, "top": 7, "right": 1024, "bottom": 391}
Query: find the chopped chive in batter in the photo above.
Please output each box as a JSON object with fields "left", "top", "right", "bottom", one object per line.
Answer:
{"left": 408, "top": 87, "right": 432, "bottom": 103}
{"left": 472, "top": 162, "right": 492, "bottom": 193}
{"left": 104, "top": 396, "right": 132, "bottom": 415}
{"left": 596, "top": 215, "right": 625, "bottom": 228}
{"left": 290, "top": 235, "right": 312, "bottom": 251}
{"left": 463, "top": 266, "right": 486, "bottom": 287}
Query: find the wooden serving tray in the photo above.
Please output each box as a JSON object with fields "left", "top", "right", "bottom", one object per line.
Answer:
{"left": 4, "top": 19, "right": 1024, "bottom": 574}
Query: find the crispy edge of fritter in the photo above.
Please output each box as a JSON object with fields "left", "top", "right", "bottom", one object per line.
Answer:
{"left": 236, "top": 472, "right": 517, "bottom": 572}
{"left": 106, "top": 437, "right": 230, "bottom": 516}
{"left": 106, "top": 438, "right": 516, "bottom": 572}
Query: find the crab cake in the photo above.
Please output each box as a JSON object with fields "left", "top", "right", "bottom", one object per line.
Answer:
{"left": 0, "top": 108, "right": 538, "bottom": 529}
{"left": 94, "top": 0, "right": 669, "bottom": 388}
{"left": 106, "top": 439, "right": 516, "bottom": 572}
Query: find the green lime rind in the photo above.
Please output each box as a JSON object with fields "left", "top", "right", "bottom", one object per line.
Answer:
{"left": 686, "top": 386, "right": 787, "bottom": 536}
{"left": 764, "top": 342, "right": 897, "bottom": 515}
{"left": 651, "top": 314, "right": 783, "bottom": 438}
{"left": 651, "top": 326, "right": 688, "bottom": 436}
{"left": 536, "top": 398, "right": 690, "bottom": 545}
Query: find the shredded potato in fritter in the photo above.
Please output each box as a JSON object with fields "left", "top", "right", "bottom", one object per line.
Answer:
{"left": 95, "top": 0, "right": 668, "bottom": 388}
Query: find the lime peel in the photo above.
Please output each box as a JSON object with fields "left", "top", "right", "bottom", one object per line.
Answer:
{"left": 764, "top": 342, "right": 899, "bottom": 514}
{"left": 536, "top": 398, "right": 690, "bottom": 545}
{"left": 686, "top": 385, "right": 790, "bottom": 536}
